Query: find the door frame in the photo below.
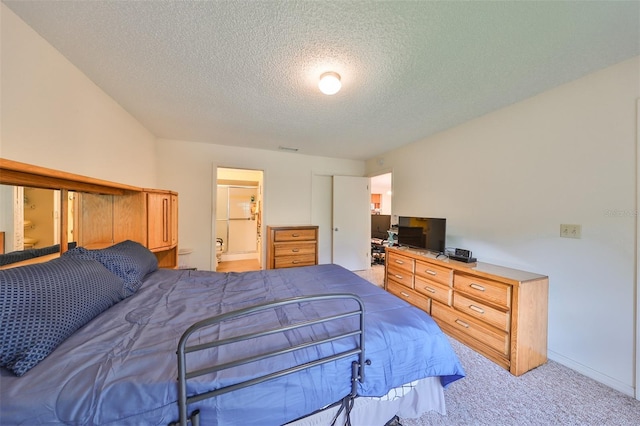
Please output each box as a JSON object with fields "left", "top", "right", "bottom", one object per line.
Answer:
{"left": 635, "top": 98, "right": 639, "bottom": 400}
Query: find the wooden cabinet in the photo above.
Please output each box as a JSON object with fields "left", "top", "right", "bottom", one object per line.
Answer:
{"left": 266, "top": 225, "right": 318, "bottom": 269}
{"left": 75, "top": 189, "right": 179, "bottom": 269}
{"left": 385, "top": 247, "right": 548, "bottom": 376}
{"left": 145, "top": 190, "right": 178, "bottom": 268}
{"left": 146, "top": 191, "right": 178, "bottom": 250}
{"left": 371, "top": 193, "right": 381, "bottom": 213}
{"left": 76, "top": 191, "right": 146, "bottom": 248}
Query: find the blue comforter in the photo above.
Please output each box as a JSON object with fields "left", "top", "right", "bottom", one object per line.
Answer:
{"left": 0, "top": 264, "right": 464, "bottom": 425}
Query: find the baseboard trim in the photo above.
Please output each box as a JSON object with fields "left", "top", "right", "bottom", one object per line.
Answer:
{"left": 221, "top": 252, "right": 259, "bottom": 261}
{"left": 548, "top": 350, "right": 635, "bottom": 398}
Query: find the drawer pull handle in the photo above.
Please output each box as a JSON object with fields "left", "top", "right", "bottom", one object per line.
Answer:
{"left": 470, "top": 283, "right": 485, "bottom": 292}
{"left": 469, "top": 305, "right": 485, "bottom": 314}
{"left": 400, "top": 292, "right": 410, "bottom": 298}
{"left": 292, "top": 260, "right": 300, "bottom": 264}
{"left": 291, "top": 249, "right": 299, "bottom": 252}
{"left": 455, "top": 319, "right": 470, "bottom": 328}
{"left": 423, "top": 286, "right": 436, "bottom": 294}
{"left": 291, "top": 233, "right": 300, "bottom": 237}
{"left": 395, "top": 260, "right": 404, "bottom": 265}
{"left": 425, "top": 270, "right": 437, "bottom": 276}
{"left": 394, "top": 274, "right": 404, "bottom": 280}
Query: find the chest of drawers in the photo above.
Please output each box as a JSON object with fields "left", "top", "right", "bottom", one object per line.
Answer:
{"left": 266, "top": 225, "right": 318, "bottom": 269}
{"left": 385, "top": 247, "right": 548, "bottom": 376}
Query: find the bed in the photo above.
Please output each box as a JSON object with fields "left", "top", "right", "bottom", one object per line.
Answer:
{"left": 0, "top": 241, "right": 465, "bottom": 425}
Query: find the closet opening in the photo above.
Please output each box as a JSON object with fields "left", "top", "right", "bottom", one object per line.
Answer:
{"left": 215, "top": 167, "right": 263, "bottom": 272}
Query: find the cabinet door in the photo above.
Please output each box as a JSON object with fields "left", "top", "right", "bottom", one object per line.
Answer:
{"left": 147, "top": 192, "right": 172, "bottom": 250}
{"left": 113, "top": 192, "right": 146, "bottom": 245}
{"left": 170, "top": 194, "right": 178, "bottom": 246}
{"left": 76, "top": 193, "right": 113, "bottom": 246}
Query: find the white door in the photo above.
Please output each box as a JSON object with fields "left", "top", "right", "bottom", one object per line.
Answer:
{"left": 332, "top": 176, "right": 371, "bottom": 271}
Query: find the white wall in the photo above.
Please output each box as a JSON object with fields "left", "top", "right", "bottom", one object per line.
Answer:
{"left": 155, "top": 139, "right": 364, "bottom": 271}
{"left": 0, "top": 4, "right": 157, "bottom": 187}
{"left": 366, "top": 57, "right": 640, "bottom": 396}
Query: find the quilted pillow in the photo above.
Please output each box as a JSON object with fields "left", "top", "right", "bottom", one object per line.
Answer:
{"left": 0, "top": 257, "right": 126, "bottom": 376}
{"left": 64, "top": 240, "right": 158, "bottom": 297}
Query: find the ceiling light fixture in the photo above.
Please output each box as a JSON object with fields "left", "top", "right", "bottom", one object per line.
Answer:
{"left": 318, "top": 72, "right": 341, "bottom": 95}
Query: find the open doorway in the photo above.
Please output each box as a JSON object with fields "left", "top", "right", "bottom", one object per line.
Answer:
{"left": 215, "top": 167, "right": 264, "bottom": 272}
{"left": 364, "top": 172, "right": 392, "bottom": 286}
{"left": 370, "top": 173, "right": 392, "bottom": 216}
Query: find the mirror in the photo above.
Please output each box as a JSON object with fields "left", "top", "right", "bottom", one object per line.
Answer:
{"left": 0, "top": 185, "right": 76, "bottom": 258}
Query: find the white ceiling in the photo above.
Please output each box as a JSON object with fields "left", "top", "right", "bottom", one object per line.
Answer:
{"left": 4, "top": 1, "right": 639, "bottom": 161}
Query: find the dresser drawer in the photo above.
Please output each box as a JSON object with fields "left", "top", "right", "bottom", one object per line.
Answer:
{"left": 387, "top": 264, "right": 414, "bottom": 289}
{"left": 274, "top": 254, "right": 316, "bottom": 268}
{"left": 273, "top": 228, "right": 317, "bottom": 242}
{"left": 431, "top": 303, "right": 509, "bottom": 356}
{"left": 388, "top": 280, "right": 430, "bottom": 313}
{"left": 453, "top": 292, "right": 510, "bottom": 332}
{"left": 415, "top": 260, "right": 452, "bottom": 286}
{"left": 414, "top": 275, "right": 452, "bottom": 306}
{"left": 454, "top": 274, "right": 511, "bottom": 308}
{"left": 387, "top": 252, "right": 414, "bottom": 274}
{"left": 274, "top": 242, "right": 316, "bottom": 257}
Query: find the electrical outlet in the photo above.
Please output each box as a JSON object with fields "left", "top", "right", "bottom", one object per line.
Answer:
{"left": 560, "top": 224, "right": 581, "bottom": 239}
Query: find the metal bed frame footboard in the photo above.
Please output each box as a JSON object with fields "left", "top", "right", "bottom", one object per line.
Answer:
{"left": 170, "top": 293, "right": 368, "bottom": 426}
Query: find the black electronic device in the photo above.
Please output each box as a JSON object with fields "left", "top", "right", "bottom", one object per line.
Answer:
{"left": 397, "top": 216, "right": 446, "bottom": 253}
{"left": 371, "top": 214, "right": 391, "bottom": 240}
{"left": 449, "top": 248, "right": 477, "bottom": 263}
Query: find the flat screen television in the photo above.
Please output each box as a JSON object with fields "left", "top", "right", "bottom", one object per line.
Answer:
{"left": 397, "top": 216, "right": 446, "bottom": 253}
{"left": 371, "top": 214, "right": 391, "bottom": 240}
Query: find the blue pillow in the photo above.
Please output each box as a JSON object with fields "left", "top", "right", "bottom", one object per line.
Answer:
{"left": 64, "top": 240, "right": 158, "bottom": 296}
{"left": 0, "top": 257, "right": 126, "bottom": 376}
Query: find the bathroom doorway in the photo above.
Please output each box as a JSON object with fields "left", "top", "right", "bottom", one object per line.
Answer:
{"left": 215, "top": 167, "right": 263, "bottom": 271}
{"left": 9, "top": 187, "right": 62, "bottom": 251}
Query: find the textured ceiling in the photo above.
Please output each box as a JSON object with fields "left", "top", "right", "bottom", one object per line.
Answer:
{"left": 4, "top": 1, "right": 639, "bottom": 161}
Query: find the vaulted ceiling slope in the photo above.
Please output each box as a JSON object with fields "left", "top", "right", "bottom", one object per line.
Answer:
{"left": 4, "top": 1, "right": 639, "bottom": 161}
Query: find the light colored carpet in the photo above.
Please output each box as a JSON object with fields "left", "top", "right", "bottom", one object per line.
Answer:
{"left": 354, "top": 265, "right": 640, "bottom": 425}
{"left": 402, "top": 335, "right": 640, "bottom": 425}
{"left": 354, "top": 264, "right": 385, "bottom": 288}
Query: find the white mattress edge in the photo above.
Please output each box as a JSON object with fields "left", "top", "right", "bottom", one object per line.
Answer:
{"left": 286, "top": 376, "right": 446, "bottom": 426}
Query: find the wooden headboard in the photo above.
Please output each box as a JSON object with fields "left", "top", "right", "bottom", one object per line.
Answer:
{"left": 0, "top": 158, "right": 179, "bottom": 269}
{"left": 0, "top": 231, "right": 4, "bottom": 254}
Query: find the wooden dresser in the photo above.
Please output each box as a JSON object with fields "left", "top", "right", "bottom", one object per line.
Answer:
{"left": 385, "top": 247, "right": 548, "bottom": 376}
{"left": 266, "top": 225, "right": 318, "bottom": 269}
